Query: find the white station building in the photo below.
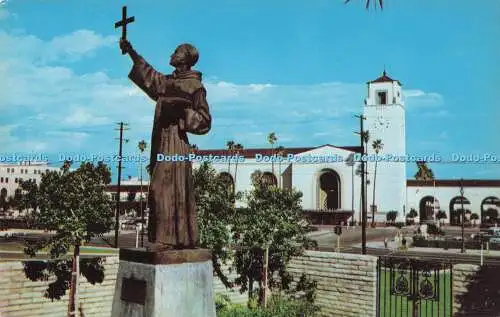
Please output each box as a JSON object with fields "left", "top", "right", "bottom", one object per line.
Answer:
{"left": 190, "top": 71, "right": 500, "bottom": 225}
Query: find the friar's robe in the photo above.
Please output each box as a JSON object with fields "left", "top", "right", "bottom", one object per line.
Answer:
{"left": 128, "top": 54, "right": 211, "bottom": 248}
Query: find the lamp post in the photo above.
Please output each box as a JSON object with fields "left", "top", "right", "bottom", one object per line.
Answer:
{"left": 460, "top": 178, "right": 465, "bottom": 253}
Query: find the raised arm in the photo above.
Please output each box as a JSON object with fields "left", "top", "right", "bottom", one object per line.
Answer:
{"left": 120, "top": 39, "right": 171, "bottom": 101}
{"left": 183, "top": 87, "right": 212, "bottom": 135}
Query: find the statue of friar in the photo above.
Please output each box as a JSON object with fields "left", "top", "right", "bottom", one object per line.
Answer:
{"left": 120, "top": 38, "right": 212, "bottom": 249}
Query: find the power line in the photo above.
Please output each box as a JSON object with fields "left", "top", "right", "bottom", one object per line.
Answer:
{"left": 354, "top": 114, "right": 367, "bottom": 255}
{"left": 113, "top": 122, "right": 129, "bottom": 248}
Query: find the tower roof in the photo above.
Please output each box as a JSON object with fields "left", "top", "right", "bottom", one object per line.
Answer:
{"left": 367, "top": 70, "right": 402, "bottom": 86}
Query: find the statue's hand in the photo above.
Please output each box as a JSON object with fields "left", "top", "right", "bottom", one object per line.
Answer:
{"left": 119, "top": 38, "right": 133, "bottom": 54}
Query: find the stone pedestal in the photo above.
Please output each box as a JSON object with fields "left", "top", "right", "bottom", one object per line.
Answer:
{"left": 111, "top": 248, "right": 216, "bottom": 317}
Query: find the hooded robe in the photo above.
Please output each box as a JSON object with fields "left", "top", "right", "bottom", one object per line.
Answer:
{"left": 128, "top": 54, "right": 211, "bottom": 248}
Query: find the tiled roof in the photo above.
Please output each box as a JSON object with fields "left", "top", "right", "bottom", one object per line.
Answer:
{"left": 407, "top": 180, "right": 500, "bottom": 187}
{"left": 193, "top": 144, "right": 362, "bottom": 158}
{"left": 367, "top": 71, "right": 402, "bottom": 86}
{"left": 108, "top": 179, "right": 500, "bottom": 191}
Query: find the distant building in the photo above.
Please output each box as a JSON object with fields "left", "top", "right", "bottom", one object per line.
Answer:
{"left": 95, "top": 72, "right": 500, "bottom": 225}
{"left": 0, "top": 161, "right": 60, "bottom": 198}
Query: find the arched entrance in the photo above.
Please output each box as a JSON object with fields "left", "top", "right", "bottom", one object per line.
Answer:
{"left": 318, "top": 169, "right": 341, "bottom": 210}
{"left": 419, "top": 196, "right": 439, "bottom": 223}
{"left": 261, "top": 172, "right": 277, "bottom": 187}
{"left": 449, "top": 196, "right": 471, "bottom": 226}
{"left": 481, "top": 196, "right": 500, "bottom": 225}
{"left": 218, "top": 172, "right": 235, "bottom": 192}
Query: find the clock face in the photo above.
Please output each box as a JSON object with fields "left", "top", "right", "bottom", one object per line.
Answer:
{"left": 371, "top": 116, "right": 390, "bottom": 131}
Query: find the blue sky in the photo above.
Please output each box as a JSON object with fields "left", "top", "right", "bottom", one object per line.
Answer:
{"left": 0, "top": 0, "right": 499, "bottom": 181}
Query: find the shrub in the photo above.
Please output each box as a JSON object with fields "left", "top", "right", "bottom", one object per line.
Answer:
{"left": 217, "top": 295, "right": 320, "bottom": 317}
{"left": 426, "top": 223, "right": 445, "bottom": 235}
{"left": 386, "top": 211, "right": 398, "bottom": 223}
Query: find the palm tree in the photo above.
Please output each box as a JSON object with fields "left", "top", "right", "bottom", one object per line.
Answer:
{"left": 414, "top": 161, "right": 435, "bottom": 180}
{"left": 275, "top": 145, "right": 285, "bottom": 188}
{"left": 345, "top": 0, "right": 383, "bottom": 10}
{"left": 371, "top": 139, "right": 384, "bottom": 225}
{"left": 267, "top": 132, "right": 277, "bottom": 174}
{"left": 470, "top": 213, "right": 479, "bottom": 227}
{"left": 436, "top": 210, "right": 447, "bottom": 225}
{"left": 345, "top": 153, "right": 356, "bottom": 215}
{"left": 226, "top": 140, "right": 235, "bottom": 174}
{"left": 233, "top": 143, "right": 243, "bottom": 189}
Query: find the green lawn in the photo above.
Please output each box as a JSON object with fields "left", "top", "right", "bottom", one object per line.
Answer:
{"left": 378, "top": 269, "right": 452, "bottom": 317}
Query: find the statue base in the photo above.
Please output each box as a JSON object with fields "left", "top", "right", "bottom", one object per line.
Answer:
{"left": 111, "top": 248, "right": 216, "bottom": 317}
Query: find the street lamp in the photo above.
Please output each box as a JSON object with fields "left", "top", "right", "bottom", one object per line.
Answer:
{"left": 460, "top": 178, "right": 465, "bottom": 253}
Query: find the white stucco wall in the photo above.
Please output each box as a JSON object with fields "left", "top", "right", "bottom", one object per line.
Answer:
{"left": 406, "top": 186, "right": 500, "bottom": 223}
{"left": 363, "top": 79, "right": 406, "bottom": 216}
{"left": 0, "top": 163, "right": 59, "bottom": 197}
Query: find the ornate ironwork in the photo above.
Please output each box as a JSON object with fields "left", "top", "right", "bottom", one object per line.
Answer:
{"left": 378, "top": 256, "right": 453, "bottom": 317}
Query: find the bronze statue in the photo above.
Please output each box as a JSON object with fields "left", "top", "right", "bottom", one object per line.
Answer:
{"left": 119, "top": 36, "right": 211, "bottom": 249}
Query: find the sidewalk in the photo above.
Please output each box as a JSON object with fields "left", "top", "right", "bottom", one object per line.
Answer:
{"left": 353, "top": 241, "right": 500, "bottom": 256}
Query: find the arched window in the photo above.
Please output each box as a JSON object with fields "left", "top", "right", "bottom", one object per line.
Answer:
{"left": 419, "top": 196, "right": 439, "bottom": 223}
{"left": 481, "top": 196, "right": 500, "bottom": 224}
{"left": 449, "top": 196, "right": 471, "bottom": 226}
{"left": 318, "top": 169, "right": 341, "bottom": 210}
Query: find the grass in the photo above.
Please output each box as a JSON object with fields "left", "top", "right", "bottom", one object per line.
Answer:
{"left": 378, "top": 268, "right": 452, "bottom": 317}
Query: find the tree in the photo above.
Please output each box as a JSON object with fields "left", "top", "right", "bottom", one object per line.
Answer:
{"left": 371, "top": 139, "right": 383, "bottom": 225}
{"left": 193, "top": 161, "right": 243, "bottom": 288}
{"left": 267, "top": 132, "right": 277, "bottom": 175}
{"left": 470, "top": 213, "right": 479, "bottom": 227}
{"left": 275, "top": 145, "right": 285, "bottom": 188}
{"left": 226, "top": 140, "right": 235, "bottom": 174}
{"left": 407, "top": 208, "right": 418, "bottom": 225}
{"left": 436, "top": 210, "right": 447, "bottom": 225}
{"left": 232, "top": 170, "right": 317, "bottom": 305}
{"left": 345, "top": 153, "right": 356, "bottom": 217}
{"left": 414, "top": 161, "right": 435, "bottom": 181}
{"left": 345, "top": 0, "right": 383, "bottom": 10}
{"left": 386, "top": 211, "right": 398, "bottom": 224}
{"left": 233, "top": 143, "right": 244, "bottom": 189}
{"left": 22, "top": 161, "right": 113, "bottom": 317}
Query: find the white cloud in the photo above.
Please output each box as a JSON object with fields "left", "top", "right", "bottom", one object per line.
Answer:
{"left": 63, "top": 107, "right": 111, "bottom": 126}
{"left": 0, "top": 29, "right": 114, "bottom": 64}
{"left": 404, "top": 89, "right": 444, "bottom": 108}
{"left": 0, "top": 29, "right": 447, "bottom": 157}
{"left": 421, "top": 110, "right": 451, "bottom": 118}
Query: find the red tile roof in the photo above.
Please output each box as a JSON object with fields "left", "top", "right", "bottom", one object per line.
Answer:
{"left": 407, "top": 180, "right": 500, "bottom": 187}
{"left": 193, "top": 144, "right": 362, "bottom": 159}
{"left": 108, "top": 179, "right": 500, "bottom": 191}
{"left": 367, "top": 71, "right": 402, "bottom": 86}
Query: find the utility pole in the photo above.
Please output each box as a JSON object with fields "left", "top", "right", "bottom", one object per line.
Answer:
{"left": 355, "top": 115, "right": 367, "bottom": 255}
{"left": 460, "top": 178, "right": 465, "bottom": 253}
{"left": 114, "top": 122, "right": 129, "bottom": 248}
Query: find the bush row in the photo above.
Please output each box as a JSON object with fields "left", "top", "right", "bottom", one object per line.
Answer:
{"left": 412, "top": 237, "right": 500, "bottom": 250}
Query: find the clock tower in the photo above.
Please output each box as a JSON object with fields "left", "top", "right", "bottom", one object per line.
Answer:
{"left": 363, "top": 71, "right": 406, "bottom": 219}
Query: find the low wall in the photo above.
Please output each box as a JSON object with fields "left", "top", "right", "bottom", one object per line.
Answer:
{"left": 287, "top": 250, "right": 378, "bottom": 317}
{"left": 0, "top": 257, "right": 119, "bottom": 317}
{"left": 6, "top": 252, "right": 496, "bottom": 317}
